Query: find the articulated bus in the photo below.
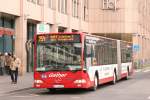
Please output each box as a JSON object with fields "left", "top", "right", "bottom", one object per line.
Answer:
{"left": 34, "top": 32, "right": 133, "bottom": 91}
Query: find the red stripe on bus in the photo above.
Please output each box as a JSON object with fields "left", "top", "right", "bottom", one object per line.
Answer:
{"left": 99, "top": 77, "right": 114, "bottom": 84}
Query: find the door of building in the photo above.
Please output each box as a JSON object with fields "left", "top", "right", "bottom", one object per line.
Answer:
{"left": 27, "top": 23, "right": 36, "bottom": 72}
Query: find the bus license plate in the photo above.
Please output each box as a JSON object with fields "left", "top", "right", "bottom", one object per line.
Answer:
{"left": 53, "top": 85, "right": 64, "bottom": 88}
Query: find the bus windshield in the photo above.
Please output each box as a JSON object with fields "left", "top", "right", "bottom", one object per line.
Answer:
{"left": 36, "top": 43, "right": 82, "bottom": 71}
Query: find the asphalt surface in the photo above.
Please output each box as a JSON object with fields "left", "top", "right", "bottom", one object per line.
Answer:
{"left": 0, "top": 69, "right": 150, "bottom": 100}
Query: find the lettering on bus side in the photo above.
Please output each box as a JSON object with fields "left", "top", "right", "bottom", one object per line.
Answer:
{"left": 103, "top": 66, "right": 110, "bottom": 71}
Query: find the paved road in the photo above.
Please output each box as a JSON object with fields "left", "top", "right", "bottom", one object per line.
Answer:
{"left": 0, "top": 70, "right": 150, "bottom": 100}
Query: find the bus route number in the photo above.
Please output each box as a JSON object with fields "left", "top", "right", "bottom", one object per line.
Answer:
{"left": 38, "top": 36, "right": 46, "bottom": 42}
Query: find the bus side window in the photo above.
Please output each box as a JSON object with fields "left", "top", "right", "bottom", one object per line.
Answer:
{"left": 85, "top": 44, "right": 92, "bottom": 67}
{"left": 91, "top": 45, "right": 97, "bottom": 66}
{"left": 86, "top": 45, "right": 92, "bottom": 57}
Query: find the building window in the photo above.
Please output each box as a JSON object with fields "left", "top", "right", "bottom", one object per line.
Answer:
{"left": 37, "top": 0, "right": 42, "bottom": 5}
{"left": 72, "top": 29, "right": 78, "bottom": 32}
{"left": 58, "top": 0, "right": 67, "bottom": 14}
{"left": 0, "top": 35, "right": 13, "bottom": 54}
{"left": 48, "top": 0, "right": 55, "bottom": 9}
{"left": 49, "top": 0, "right": 53, "bottom": 9}
{"left": 83, "top": 0, "right": 88, "bottom": 21}
{"left": 58, "top": 0, "right": 60, "bottom": 12}
{"left": 102, "top": 0, "right": 116, "bottom": 10}
{"left": 58, "top": 26, "right": 67, "bottom": 32}
{"left": 2, "top": 18, "right": 14, "bottom": 29}
{"left": 0, "top": 17, "right": 15, "bottom": 54}
{"left": 0, "top": 18, "right": 2, "bottom": 27}
{"left": 27, "top": 0, "right": 42, "bottom": 5}
{"left": 31, "top": 0, "right": 36, "bottom": 4}
{"left": 65, "top": 0, "right": 67, "bottom": 13}
{"left": 0, "top": 17, "right": 14, "bottom": 29}
{"left": 72, "top": 0, "right": 79, "bottom": 18}
{"left": 4, "top": 19, "right": 12, "bottom": 29}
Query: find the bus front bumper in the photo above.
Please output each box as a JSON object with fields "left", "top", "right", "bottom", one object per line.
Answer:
{"left": 34, "top": 80, "right": 92, "bottom": 89}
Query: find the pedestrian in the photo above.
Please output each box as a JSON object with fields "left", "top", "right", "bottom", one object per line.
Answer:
{"left": 10, "top": 55, "right": 21, "bottom": 84}
{"left": 0, "top": 53, "right": 5, "bottom": 75}
{"left": 5, "top": 53, "right": 12, "bottom": 75}
{"left": 0, "top": 53, "right": 3, "bottom": 75}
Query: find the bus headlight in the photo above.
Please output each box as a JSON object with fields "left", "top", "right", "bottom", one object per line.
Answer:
{"left": 74, "top": 79, "right": 86, "bottom": 84}
{"left": 34, "top": 80, "right": 43, "bottom": 84}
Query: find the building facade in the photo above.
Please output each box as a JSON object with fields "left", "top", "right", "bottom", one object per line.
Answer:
{"left": 0, "top": 0, "right": 150, "bottom": 74}
{"left": 88, "top": 0, "right": 150, "bottom": 69}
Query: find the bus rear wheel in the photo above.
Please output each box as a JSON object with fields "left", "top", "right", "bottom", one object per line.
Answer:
{"left": 112, "top": 72, "right": 117, "bottom": 85}
{"left": 125, "top": 68, "right": 129, "bottom": 80}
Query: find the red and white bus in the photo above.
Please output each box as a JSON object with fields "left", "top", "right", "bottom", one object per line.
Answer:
{"left": 33, "top": 32, "right": 133, "bottom": 91}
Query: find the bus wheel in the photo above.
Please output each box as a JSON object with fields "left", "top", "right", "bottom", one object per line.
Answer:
{"left": 90, "top": 76, "right": 98, "bottom": 91}
{"left": 125, "top": 69, "right": 129, "bottom": 80}
{"left": 112, "top": 72, "right": 117, "bottom": 85}
{"left": 48, "top": 88, "right": 56, "bottom": 93}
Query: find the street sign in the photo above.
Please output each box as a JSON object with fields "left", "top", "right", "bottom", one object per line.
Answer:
{"left": 133, "top": 44, "right": 140, "bottom": 52}
{"left": 37, "top": 24, "right": 50, "bottom": 34}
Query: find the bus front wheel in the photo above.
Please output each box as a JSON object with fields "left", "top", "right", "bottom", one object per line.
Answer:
{"left": 48, "top": 88, "right": 56, "bottom": 92}
{"left": 90, "top": 76, "right": 98, "bottom": 91}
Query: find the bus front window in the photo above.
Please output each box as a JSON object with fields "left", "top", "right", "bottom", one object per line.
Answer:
{"left": 36, "top": 43, "right": 82, "bottom": 71}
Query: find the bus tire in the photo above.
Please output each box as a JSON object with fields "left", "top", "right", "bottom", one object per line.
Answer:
{"left": 112, "top": 72, "right": 117, "bottom": 85}
{"left": 125, "top": 68, "right": 129, "bottom": 80}
{"left": 48, "top": 88, "right": 56, "bottom": 92}
{"left": 90, "top": 75, "right": 98, "bottom": 91}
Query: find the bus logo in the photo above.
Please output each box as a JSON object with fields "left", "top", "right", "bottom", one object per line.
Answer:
{"left": 48, "top": 73, "right": 67, "bottom": 78}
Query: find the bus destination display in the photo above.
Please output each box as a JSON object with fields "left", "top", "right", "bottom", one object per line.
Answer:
{"left": 37, "top": 34, "right": 81, "bottom": 43}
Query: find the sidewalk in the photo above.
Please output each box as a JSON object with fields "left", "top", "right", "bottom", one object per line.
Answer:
{"left": 0, "top": 73, "right": 33, "bottom": 94}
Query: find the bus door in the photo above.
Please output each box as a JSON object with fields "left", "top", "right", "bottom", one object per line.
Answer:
{"left": 85, "top": 44, "right": 92, "bottom": 67}
{"left": 84, "top": 40, "right": 99, "bottom": 81}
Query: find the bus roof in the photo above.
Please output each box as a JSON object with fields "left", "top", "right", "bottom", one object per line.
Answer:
{"left": 86, "top": 33, "right": 132, "bottom": 44}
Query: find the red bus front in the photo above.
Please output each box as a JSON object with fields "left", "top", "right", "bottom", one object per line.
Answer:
{"left": 34, "top": 33, "right": 92, "bottom": 89}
